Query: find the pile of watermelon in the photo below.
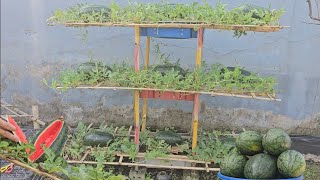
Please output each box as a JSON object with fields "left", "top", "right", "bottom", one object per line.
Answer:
{"left": 220, "top": 128, "right": 306, "bottom": 179}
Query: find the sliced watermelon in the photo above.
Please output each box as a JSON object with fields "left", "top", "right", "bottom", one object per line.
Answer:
{"left": 5, "top": 115, "right": 28, "bottom": 144}
{"left": 28, "top": 118, "right": 68, "bottom": 163}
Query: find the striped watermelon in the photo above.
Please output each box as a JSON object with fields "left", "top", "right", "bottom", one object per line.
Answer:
{"left": 244, "top": 153, "right": 277, "bottom": 179}
{"left": 277, "top": 150, "right": 306, "bottom": 178}
{"left": 236, "top": 131, "right": 263, "bottom": 155}
{"left": 262, "top": 128, "right": 291, "bottom": 156}
{"left": 220, "top": 153, "right": 248, "bottom": 178}
{"left": 28, "top": 118, "right": 68, "bottom": 163}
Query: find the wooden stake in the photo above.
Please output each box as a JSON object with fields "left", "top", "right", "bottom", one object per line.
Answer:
{"left": 32, "top": 105, "right": 40, "bottom": 129}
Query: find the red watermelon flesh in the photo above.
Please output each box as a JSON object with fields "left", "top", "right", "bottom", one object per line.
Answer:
{"left": 28, "top": 119, "right": 64, "bottom": 162}
{"left": 5, "top": 115, "right": 28, "bottom": 144}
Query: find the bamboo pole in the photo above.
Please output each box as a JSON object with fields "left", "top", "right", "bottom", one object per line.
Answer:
{"left": 0, "top": 100, "right": 46, "bottom": 126}
{"left": 191, "top": 28, "right": 203, "bottom": 152}
{"left": 32, "top": 105, "right": 40, "bottom": 129}
{"left": 116, "top": 153, "right": 210, "bottom": 164}
{"left": 134, "top": 25, "right": 141, "bottom": 164}
{"left": 56, "top": 86, "right": 281, "bottom": 101}
{"left": 66, "top": 160, "right": 220, "bottom": 172}
{"left": 60, "top": 22, "right": 288, "bottom": 32}
{"left": 0, "top": 154, "right": 61, "bottom": 180}
{"left": 142, "top": 37, "right": 151, "bottom": 131}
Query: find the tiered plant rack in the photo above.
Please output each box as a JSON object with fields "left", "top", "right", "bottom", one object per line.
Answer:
{"left": 50, "top": 20, "right": 287, "bottom": 171}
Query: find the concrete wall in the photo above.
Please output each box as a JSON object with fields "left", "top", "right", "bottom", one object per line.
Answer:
{"left": 1, "top": 0, "right": 320, "bottom": 135}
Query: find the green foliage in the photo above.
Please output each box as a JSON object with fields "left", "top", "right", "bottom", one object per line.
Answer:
{"left": 46, "top": 60, "right": 277, "bottom": 95}
{"left": 63, "top": 122, "right": 88, "bottom": 160}
{"left": 191, "top": 130, "right": 235, "bottom": 165}
{"left": 140, "top": 130, "right": 171, "bottom": 160}
{"left": 48, "top": 1, "right": 284, "bottom": 27}
{"left": 42, "top": 146, "right": 68, "bottom": 174}
{"left": 0, "top": 139, "right": 35, "bottom": 164}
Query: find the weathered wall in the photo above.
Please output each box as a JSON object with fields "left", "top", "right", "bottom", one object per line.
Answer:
{"left": 1, "top": 0, "right": 320, "bottom": 135}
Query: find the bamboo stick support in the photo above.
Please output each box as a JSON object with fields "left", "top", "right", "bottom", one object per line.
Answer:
{"left": 55, "top": 86, "right": 280, "bottom": 101}
{"left": 60, "top": 22, "right": 288, "bottom": 33}
{"left": 0, "top": 154, "right": 61, "bottom": 180}
{"left": 0, "top": 100, "right": 45, "bottom": 126}
{"left": 32, "top": 105, "right": 40, "bottom": 129}
{"left": 134, "top": 25, "right": 141, "bottom": 164}
{"left": 117, "top": 153, "right": 210, "bottom": 164}
{"left": 191, "top": 28, "right": 203, "bottom": 152}
{"left": 142, "top": 37, "right": 151, "bottom": 131}
{"left": 67, "top": 160, "right": 220, "bottom": 172}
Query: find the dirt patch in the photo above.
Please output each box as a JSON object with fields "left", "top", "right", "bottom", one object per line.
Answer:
{"left": 304, "top": 161, "right": 320, "bottom": 180}
{"left": 304, "top": 154, "right": 320, "bottom": 163}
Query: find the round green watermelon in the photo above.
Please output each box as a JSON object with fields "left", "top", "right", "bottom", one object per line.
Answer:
{"left": 262, "top": 128, "right": 291, "bottom": 156}
{"left": 277, "top": 150, "right": 306, "bottom": 178}
{"left": 220, "top": 153, "right": 248, "bottom": 178}
{"left": 244, "top": 153, "right": 277, "bottom": 179}
{"left": 235, "top": 131, "right": 263, "bottom": 155}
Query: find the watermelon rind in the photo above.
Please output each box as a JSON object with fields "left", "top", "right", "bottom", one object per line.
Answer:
{"left": 262, "top": 128, "right": 291, "bottom": 156}
{"left": 244, "top": 153, "right": 277, "bottom": 179}
{"left": 29, "top": 119, "right": 68, "bottom": 163}
{"left": 220, "top": 152, "right": 248, "bottom": 178}
{"left": 277, "top": 150, "right": 306, "bottom": 178}
{"left": 235, "top": 131, "right": 263, "bottom": 156}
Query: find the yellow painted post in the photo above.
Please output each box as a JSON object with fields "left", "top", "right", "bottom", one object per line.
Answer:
{"left": 142, "top": 37, "right": 150, "bottom": 131}
{"left": 134, "top": 25, "right": 140, "bottom": 148}
{"left": 192, "top": 28, "right": 203, "bottom": 151}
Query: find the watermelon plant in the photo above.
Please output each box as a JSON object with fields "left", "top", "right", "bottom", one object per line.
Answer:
{"left": 277, "top": 150, "right": 306, "bottom": 178}
{"left": 262, "top": 128, "right": 291, "bottom": 156}
{"left": 77, "top": 61, "right": 112, "bottom": 83}
{"left": 244, "top": 153, "right": 277, "bottom": 179}
{"left": 63, "top": 122, "right": 88, "bottom": 160}
{"left": 235, "top": 131, "right": 263, "bottom": 156}
{"left": 48, "top": 1, "right": 285, "bottom": 27}
{"left": 192, "top": 130, "right": 235, "bottom": 164}
{"left": 45, "top": 60, "right": 277, "bottom": 95}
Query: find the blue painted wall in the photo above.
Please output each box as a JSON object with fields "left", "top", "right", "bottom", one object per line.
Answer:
{"left": 1, "top": 0, "right": 319, "bottom": 125}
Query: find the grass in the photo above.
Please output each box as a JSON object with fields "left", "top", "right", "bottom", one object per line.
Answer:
{"left": 45, "top": 60, "right": 277, "bottom": 96}
{"left": 48, "top": 1, "right": 285, "bottom": 26}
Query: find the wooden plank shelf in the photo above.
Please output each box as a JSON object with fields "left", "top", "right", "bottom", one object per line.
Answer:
{"left": 56, "top": 85, "right": 281, "bottom": 102}
{"left": 48, "top": 22, "right": 289, "bottom": 32}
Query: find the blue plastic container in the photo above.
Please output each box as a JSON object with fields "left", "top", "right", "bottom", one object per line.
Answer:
{"left": 217, "top": 172, "right": 304, "bottom": 180}
{"left": 140, "top": 27, "right": 198, "bottom": 39}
